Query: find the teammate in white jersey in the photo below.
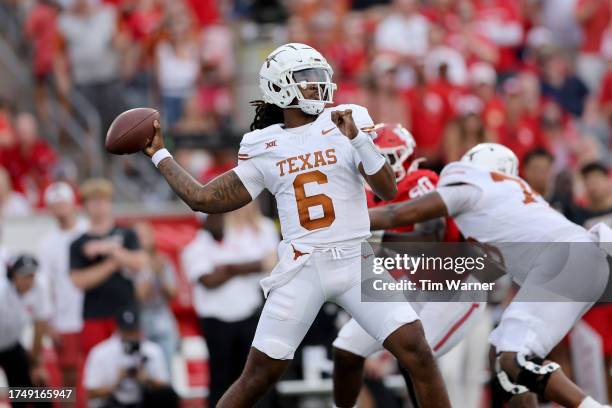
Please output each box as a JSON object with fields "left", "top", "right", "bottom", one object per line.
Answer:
{"left": 141, "top": 43, "right": 450, "bottom": 408}
{"left": 331, "top": 124, "right": 486, "bottom": 408}
{"left": 369, "top": 143, "right": 611, "bottom": 408}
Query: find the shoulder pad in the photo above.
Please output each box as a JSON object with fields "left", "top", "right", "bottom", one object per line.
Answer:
{"left": 438, "top": 162, "right": 486, "bottom": 187}
{"left": 237, "top": 125, "right": 280, "bottom": 161}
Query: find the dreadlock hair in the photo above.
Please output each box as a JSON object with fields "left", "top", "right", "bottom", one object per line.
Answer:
{"left": 250, "top": 100, "right": 284, "bottom": 131}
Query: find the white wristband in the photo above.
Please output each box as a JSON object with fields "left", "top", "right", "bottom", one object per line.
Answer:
{"left": 350, "top": 131, "right": 386, "bottom": 175}
{"left": 152, "top": 148, "right": 172, "bottom": 168}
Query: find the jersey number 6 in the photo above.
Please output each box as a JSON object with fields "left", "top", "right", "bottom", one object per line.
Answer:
{"left": 293, "top": 170, "right": 336, "bottom": 230}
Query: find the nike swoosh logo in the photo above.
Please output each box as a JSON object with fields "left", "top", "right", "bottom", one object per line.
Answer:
{"left": 322, "top": 127, "right": 335, "bottom": 135}
{"left": 362, "top": 254, "right": 373, "bottom": 259}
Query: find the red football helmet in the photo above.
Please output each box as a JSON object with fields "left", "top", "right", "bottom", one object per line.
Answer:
{"left": 371, "top": 123, "right": 417, "bottom": 182}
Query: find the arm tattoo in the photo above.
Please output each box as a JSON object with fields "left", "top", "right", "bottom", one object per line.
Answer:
{"left": 158, "top": 159, "right": 251, "bottom": 213}
{"left": 206, "top": 171, "right": 252, "bottom": 212}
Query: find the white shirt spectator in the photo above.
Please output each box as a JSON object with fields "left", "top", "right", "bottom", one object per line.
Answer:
{"left": 84, "top": 335, "right": 169, "bottom": 407}
{"left": 156, "top": 41, "right": 200, "bottom": 98}
{"left": 540, "top": 0, "right": 581, "bottom": 49}
{"left": 375, "top": 13, "right": 429, "bottom": 57}
{"left": 0, "top": 274, "right": 27, "bottom": 351}
{"left": 37, "top": 219, "right": 88, "bottom": 333}
{"left": 425, "top": 46, "right": 468, "bottom": 86}
{"left": 58, "top": 5, "right": 120, "bottom": 84}
{"left": 473, "top": 4, "right": 523, "bottom": 47}
{"left": 0, "top": 272, "right": 51, "bottom": 351}
{"left": 181, "top": 218, "right": 278, "bottom": 322}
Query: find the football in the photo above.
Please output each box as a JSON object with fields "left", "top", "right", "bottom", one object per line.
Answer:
{"left": 105, "top": 108, "right": 159, "bottom": 155}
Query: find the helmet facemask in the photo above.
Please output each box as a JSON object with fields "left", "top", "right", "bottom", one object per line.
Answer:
{"left": 262, "top": 67, "right": 336, "bottom": 115}
{"left": 289, "top": 67, "right": 336, "bottom": 115}
{"left": 380, "top": 146, "right": 412, "bottom": 182}
{"left": 372, "top": 123, "right": 417, "bottom": 182}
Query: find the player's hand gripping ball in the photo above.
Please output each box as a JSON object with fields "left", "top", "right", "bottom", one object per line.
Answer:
{"left": 105, "top": 108, "right": 159, "bottom": 155}
{"left": 331, "top": 109, "right": 359, "bottom": 139}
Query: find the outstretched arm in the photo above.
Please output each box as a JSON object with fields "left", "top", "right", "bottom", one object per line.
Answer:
{"left": 369, "top": 191, "right": 448, "bottom": 231}
{"left": 144, "top": 121, "right": 252, "bottom": 213}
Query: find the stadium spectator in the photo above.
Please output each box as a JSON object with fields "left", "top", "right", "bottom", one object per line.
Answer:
{"left": 172, "top": 94, "right": 214, "bottom": 135}
{"left": 497, "top": 77, "right": 549, "bottom": 162}
{"left": 37, "top": 182, "right": 88, "bottom": 391}
{"left": 540, "top": 101, "right": 580, "bottom": 173}
{"left": 181, "top": 204, "right": 278, "bottom": 407}
{"left": 443, "top": 112, "right": 490, "bottom": 163}
{"left": 198, "top": 23, "right": 235, "bottom": 130}
{"left": 467, "top": 62, "right": 506, "bottom": 135}
{"left": 538, "top": 0, "right": 581, "bottom": 49}
{"left": 446, "top": 0, "right": 500, "bottom": 67}
{"left": 365, "top": 54, "right": 409, "bottom": 126}
{"left": 133, "top": 221, "right": 178, "bottom": 373}
{"left": 24, "top": 0, "right": 60, "bottom": 120}
{"left": 0, "top": 255, "right": 52, "bottom": 403}
{"left": 575, "top": 162, "right": 612, "bottom": 227}
{"left": 471, "top": 0, "right": 523, "bottom": 75}
{"left": 0, "top": 167, "right": 32, "bottom": 218}
{"left": 57, "top": 0, "right": 128, "bottom": 135}
{"left": 119, "top": 0, "right": 164, "bottom": 109}
{"left": 540, "top": 51, "right": 589, "bottom": 117}
{"left": 70, "top": 179, "right": 146, "bottom": 355}
{"left": 155, "top": 7, "right": 200, "bottom": 128}
{"left": 83, "top": 308, "right": 178, "bottom": 408}
{"left": 521, "top": 148, "right": 555, "bottom": 197}
{"left": 375, "top": 0, "right": 430, "bottom": 61}
{"left": 575, "top": 0, "right": 611, "bottom": 92}
{"left": 403, "top": 63, "right": 454, "bottom": 168}
{"left": 0, "top": 112, "right": 56, "bottom": 207}
{"left": 424, "top": 23, "right": 467, "bottom": 86}
{"left": 198, "top": 147, "right": 236, "bottom": 184}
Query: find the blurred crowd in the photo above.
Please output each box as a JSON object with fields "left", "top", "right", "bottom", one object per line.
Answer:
{"left": 1, "top": 0, "right": 612, "bottom": 406}
{"left": 0, "top": 0, "right": 610, "bottom": 208}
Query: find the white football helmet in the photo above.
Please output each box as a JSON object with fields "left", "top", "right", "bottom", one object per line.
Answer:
{"left": 259, "top": 43, "right": 337, "bottom": 115}
{"left": 461, "top": 143, "right": 519, "bottom": 176}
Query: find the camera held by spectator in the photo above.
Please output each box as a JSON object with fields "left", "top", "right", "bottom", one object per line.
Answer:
{"left": 83, "top": 307, "right": 178, "bottom": 408}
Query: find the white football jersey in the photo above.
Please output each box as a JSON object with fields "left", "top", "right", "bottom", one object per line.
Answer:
{"left": 438, "top": 162, "right": 587, "bottom": 243}
{"left": 233, "top": 104, "right": 374, "bottom": 246}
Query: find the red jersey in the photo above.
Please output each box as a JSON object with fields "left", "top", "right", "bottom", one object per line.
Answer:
{"left": 403, "top": 84, "right": 454, "bottom": 151}
{"left": 0, "top": 140, "right": 57, "bottom": 206}
{"left": 498, "top": 114, "right": 549, "bottom": 164}
{"left": 367, "top": 169, "right": 460, "bottom": 241}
